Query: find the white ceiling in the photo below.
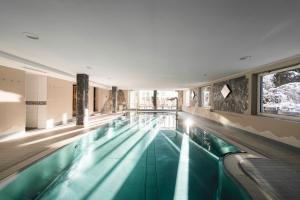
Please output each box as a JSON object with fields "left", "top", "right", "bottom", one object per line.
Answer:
{"left": 0, "top": 0, "right": 300, "bottom": 89}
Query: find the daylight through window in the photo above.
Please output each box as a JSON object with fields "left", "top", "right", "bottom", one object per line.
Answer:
{"left": 259, "top": 65, "right": 300, "bottom": 118}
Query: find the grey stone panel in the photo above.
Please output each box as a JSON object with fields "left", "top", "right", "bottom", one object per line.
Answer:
{"left": 112, "top": 86, "right": 117, "bottom": 113}
{"left": 190, "top": 88, "right": 199, "bottom": 107}
{"left": 212, "top": 76, "right": 248, "bottom": 113}
{"left": 76, "top": 74, "right": 89, "bottom": 125}
{"left": 153, "top": 90, "right": 157, "bottom": 110}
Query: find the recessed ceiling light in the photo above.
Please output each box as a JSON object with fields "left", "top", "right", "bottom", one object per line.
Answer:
{"left": 22, "top": 32, "right": 39, "bottom": 40}
{"left": 239, "top": 56, "right": 252, "bottom": 61}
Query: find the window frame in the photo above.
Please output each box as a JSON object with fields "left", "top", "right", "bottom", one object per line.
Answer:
{"left": 185, "top": 90, "right": 190, "bottom": 107}
{"left": 200, "top": 85, "right": 211, "bottom": 108}
{"left": 157, "top": 91, "right": 177, "bottom": 110}
{"left": 129, "top": 90, "right": 138, "bottom": 109}
{"left": 257, "top": 64, "right": 300, "bottom": 121}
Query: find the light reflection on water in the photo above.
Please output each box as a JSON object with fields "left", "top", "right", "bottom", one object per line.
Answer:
{"left": 0, "top": 112, "right": 246, "bottom": 200}
{"left": 125, "top": 112, "right": 240, "bottom": 157}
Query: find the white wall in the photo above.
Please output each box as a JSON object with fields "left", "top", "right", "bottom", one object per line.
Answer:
{"left": 25, "top": 73, "right": 47, "bottom": 129}
{"left": 0, "top": 66, "right": 26, "bottom": 136}
{"left": 95, "top": 88, "right": 109, "bottom": 113}
{"left": 88, "top": 86, "right": 94, "bottom": 115}
{"left": 47, "top": 77, "right": 73, "bottom": 126}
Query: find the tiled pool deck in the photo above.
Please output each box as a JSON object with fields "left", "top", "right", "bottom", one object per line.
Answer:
{"left": 0, "top": 113, "right": 123, "bottom": 181}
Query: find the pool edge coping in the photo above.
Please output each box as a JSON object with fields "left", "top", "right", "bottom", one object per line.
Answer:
{"left": 224, "top": 153, "right": 272, "bottom": 200}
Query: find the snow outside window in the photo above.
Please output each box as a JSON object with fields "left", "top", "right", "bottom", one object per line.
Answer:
{"left": 259, "top": 65, "right": 300, "bottom": 118}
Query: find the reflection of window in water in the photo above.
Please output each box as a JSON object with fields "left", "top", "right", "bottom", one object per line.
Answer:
{"left": 203, "top": 132, "right": 211, "bottom": 150}
{"left": 129, "top": 112, "right": 135, "bottom": 125}
{"left": 159, "top": 114, "right": 176, "bottom": 129}
{"left": 260, "top": 65, "right": 300, "bottom": 117}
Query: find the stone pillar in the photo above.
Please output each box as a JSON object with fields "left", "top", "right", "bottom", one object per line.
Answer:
{"left": 177, "top": 90, "right": 183, "bottom": 111}
{"left": 153, "top": 90, "right": 157, "bottom": 110}
{"left": 112, "top": 86, "right": 117, "bottom": 113}
{"left": 76, "top": 74, "right": 89, "bottom": 126}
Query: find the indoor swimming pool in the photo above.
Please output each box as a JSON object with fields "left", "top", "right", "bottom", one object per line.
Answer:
{"left": 0, "top": 113, "right": 250, "bottom": 200}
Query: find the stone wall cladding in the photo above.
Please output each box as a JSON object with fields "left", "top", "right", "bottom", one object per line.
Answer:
{"left": 197, "top": 87, "right": 202, "bottom": 107}
{"left": 102, "top": 89, "right": 128, "bottom": 113}
{"left": 190, "top": 88, "right": 199, "bottom": 107}
{"left": 212, "top": 76, "right": 248, "bottom": 113}
{"left": 177, "top": 90, "right": 184, "bottom": 110}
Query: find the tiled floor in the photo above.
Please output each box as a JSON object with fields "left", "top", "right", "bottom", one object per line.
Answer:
{"left": 0, "top": 113, "right": 123, "bottom": 181}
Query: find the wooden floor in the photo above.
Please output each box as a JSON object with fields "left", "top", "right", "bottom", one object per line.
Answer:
{"left": 0, "top": 113, "right": 123, "bottom": 182}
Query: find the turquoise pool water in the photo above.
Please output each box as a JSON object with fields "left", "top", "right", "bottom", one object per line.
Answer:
{"left": 0, "top": 113, "right": 250, "bottom": 200}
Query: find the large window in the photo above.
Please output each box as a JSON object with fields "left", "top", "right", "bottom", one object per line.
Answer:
{"left": 259, "top": 65, "right": 300, "bottom": 119}
{"left": 129, "top": 91, "right": 138, "bottom": 109}
{"left": 157, "top": 91, "right": 178, "bottom": 110}
{"left": 129, "top": 90, "right": 153, "bottom": 109}
{"left": 200, "top": 86, "right": 211, "bottom": 108}
{"left": 185, "top": 90, "right": 190, "bottom": 106}
{"left": 128, "top": 90, "right": 178, "bottom": 110}
{"left": 138, "top": 90, "right": 153, "bottom": 109}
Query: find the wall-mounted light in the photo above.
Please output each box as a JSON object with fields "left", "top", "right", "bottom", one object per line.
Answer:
{"left": 221, "top": 84, "right": 231, "bottom": 98}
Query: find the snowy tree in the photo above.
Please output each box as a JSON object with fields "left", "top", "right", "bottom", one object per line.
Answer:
{"left": 261, "top": 67, "right": 300, "bottom": 116}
